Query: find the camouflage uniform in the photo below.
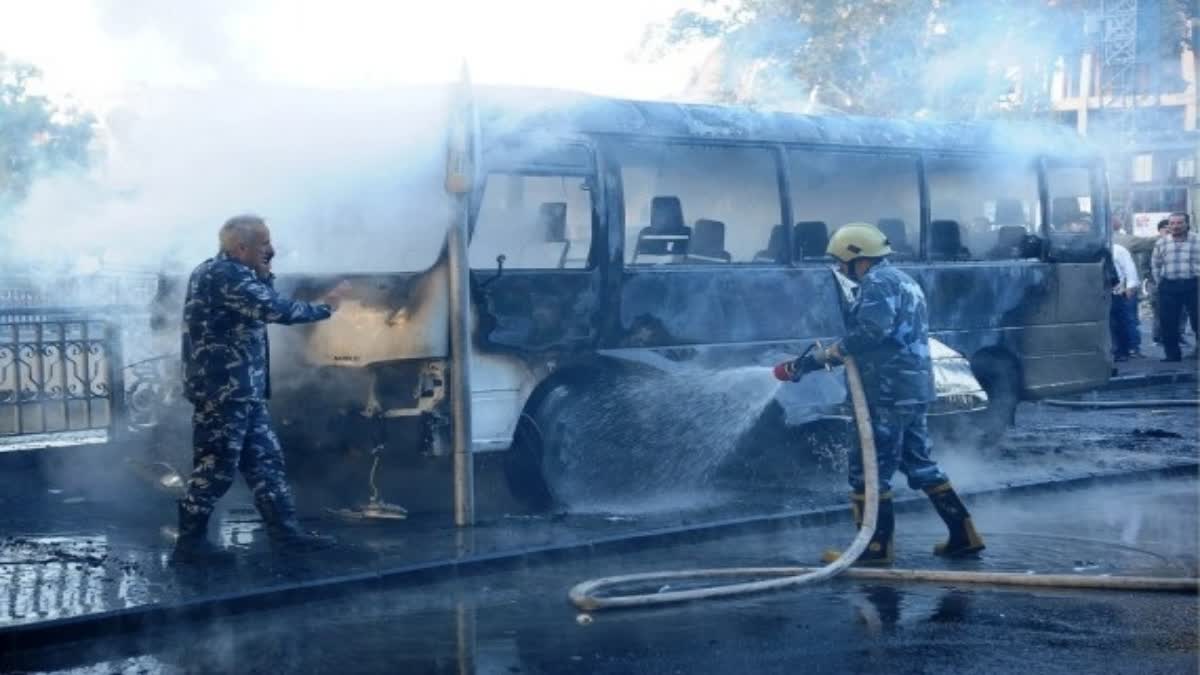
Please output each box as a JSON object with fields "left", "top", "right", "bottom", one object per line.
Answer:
{"left": 837, "top": 260, "right": 947, "bottom": 493}
{"left": 179, "top": 252, "right": 331, "bottom": 526}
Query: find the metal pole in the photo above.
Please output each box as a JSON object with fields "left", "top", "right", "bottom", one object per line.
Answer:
{"left": 445, "top": 63, "right": 478, "bottom": 528}
{"left": 447, "top": 206, "right": 475, "bottom": 527}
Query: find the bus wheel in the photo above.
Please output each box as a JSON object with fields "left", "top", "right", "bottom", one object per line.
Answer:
{"left": 972, "top": 356, "right": 1020, "bottom": 446}
{"left": 510, "top": 375, "right": 640, "bottom": 509}
{"left": 504, "top": 412, "right": 555, "bottom": 512}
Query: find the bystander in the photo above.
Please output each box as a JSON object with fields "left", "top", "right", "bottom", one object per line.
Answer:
{"left": 1150, "top": 212, "right": 1199, "bottom": 362}
{"left": 1110, "top": 240, "right": 1141, "bottom": 361}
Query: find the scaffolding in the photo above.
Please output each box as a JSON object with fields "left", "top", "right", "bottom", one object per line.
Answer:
{"left": 1098, "top": 0, "right": 1140, "bottom": 212}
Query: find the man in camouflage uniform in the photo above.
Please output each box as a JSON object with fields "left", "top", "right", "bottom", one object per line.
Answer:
{"left": 774, "top": 223, "right": 985, "bottom": 565}
{"left": 175, "top": 214, "right": 347, "bottom": 562}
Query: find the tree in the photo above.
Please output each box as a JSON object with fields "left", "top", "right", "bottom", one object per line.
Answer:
{"left": 0, "top": 53, "right": 96, "bottom": 211}
{"left": 647, "top": 0, "right": 1089, "bottom": 119}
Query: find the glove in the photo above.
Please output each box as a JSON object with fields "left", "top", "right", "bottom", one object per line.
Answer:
{"left": 773, "top": 347, "right": 823, "bottom": 382}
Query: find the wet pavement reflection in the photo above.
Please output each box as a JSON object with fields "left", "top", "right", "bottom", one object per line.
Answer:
{"left": 0, "top": 382, "right": 1196, "bottom": 651}
{"left": 5, "top": 475, "right": 1197, "bottom": 674}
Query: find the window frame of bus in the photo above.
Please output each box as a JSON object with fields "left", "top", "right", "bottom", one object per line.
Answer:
{"left": 785, "top": 146, "right": 923, "bottom": 263}
{"left": 1040, "top": 156, "right": 1109, "bottom": 263}
{"left": 921, "top": 151, "right": 1045, "bottom": 263}
{"left": 468, "top": 138, "right": 602, "bottom": 271}
{"left": 604, "top": 139, "right": 789, "bottom": 267}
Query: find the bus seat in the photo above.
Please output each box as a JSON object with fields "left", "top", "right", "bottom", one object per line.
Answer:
{"left": 877, "top": 218, "right": 912, "bottom": 254}
{"left": 994, "top": 199, "right": 1025, "bottom": 227}
{"left": 930, "top": 219, "right": 970, "bottom": 260}
{"left": 1051, "top": 197, "right": 1082, "bottom": 229}
{"left": 794, "top": 221, "right": 829, "bottom": 259}
{"left": 753, "top": 225, "right": 787, "bottom": 263}
{"left": 988, "top": 225, "right": 1028, "bottom": 259}
{"left": 538, "top": 202, "right": 567, "bottom": 242}
{"left": 688, "top": 219, "right": 731, "bottom": 263}
{"left": 634, "top": 195, "right": 690, "bottom": 261}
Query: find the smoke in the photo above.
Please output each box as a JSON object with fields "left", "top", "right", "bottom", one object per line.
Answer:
{"left": 4, "top": 85, "right": 454, "bottom": 275}
{"left": 666, "top": 1, "right": 1091, "bottom": 122}
{"left": 93, "top": 0, "right": 260, "bottom": 83}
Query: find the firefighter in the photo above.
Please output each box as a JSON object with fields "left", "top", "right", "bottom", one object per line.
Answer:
{"left": 174, "top": 214, "right": 348, "bottom": 562}
{"left": 773, "top": 223, "right": 985, "bottom": 565}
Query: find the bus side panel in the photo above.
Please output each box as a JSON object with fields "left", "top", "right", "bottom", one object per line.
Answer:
{"left": 469, "top": 267, "right": 604, "bottom": 450}
{"left": 914, "top": 261, "right": 1110, "bottom": 398}
{"left": 472, "top": 270, "right": 603, "bottom": 352}
{"left": 614, "top": 267, "right": 845, "bottom": 348}
{"left": 914, "top": 262, "right": 1056, "bottom": 333}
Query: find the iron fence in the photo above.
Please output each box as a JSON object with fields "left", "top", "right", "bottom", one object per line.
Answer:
{"left": 0, "top": 309, "right": 122, "bottom": 448}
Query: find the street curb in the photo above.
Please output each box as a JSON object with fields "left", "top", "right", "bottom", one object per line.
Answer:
{"left": 1103, "top": 370, "right": 1197, "bottom": 391}
{"left": 2, "top": 461, "right": 1197, "bottom": 653}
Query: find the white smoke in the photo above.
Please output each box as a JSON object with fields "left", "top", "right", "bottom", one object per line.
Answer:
{"left": 4, "top": 85, "right": 454, "bottom": 275}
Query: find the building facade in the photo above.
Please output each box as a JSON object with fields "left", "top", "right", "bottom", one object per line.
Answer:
{"left": 1051, "top": 2, "right": 1199, "bottom": 235}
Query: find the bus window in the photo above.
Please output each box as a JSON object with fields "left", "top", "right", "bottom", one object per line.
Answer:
{"left": 611, "top": 143, "right": 782, "bottom": 265}
{"left": 925, "top": 156, "right": 1041, "bottom": 261}
{"left": 788, "top": 150, "right": 920, "bottom": 261}
{"left": 1046, "top": 164, "right": 1103, "bottom": 260}
{"left": 470, "top": 173, "right": 595, "bottom": 270}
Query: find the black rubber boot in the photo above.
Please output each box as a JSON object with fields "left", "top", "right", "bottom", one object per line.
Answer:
{"left": 821, "top": 491, "right": 894, "bottom": 566}
{"left": 924, "top": 481, "right": 986, "bottom": 557}
{"left": 172, "top": 503, "right": 235, "bottom": 564}
{"left": 258, "top": 496, "right": 337, "bottom": 553}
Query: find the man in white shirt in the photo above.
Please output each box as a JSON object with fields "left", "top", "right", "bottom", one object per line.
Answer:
{"left": 1110, "top": 242, "right": 1142, "bottom": 361}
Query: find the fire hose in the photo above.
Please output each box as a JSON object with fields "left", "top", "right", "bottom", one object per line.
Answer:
{"left": 568, "top": 357, "right": 1199, "bottom": 612}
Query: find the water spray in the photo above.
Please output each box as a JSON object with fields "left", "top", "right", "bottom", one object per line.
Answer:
{"left": 567, "top": 356, "right": 1199, "bottom": 613}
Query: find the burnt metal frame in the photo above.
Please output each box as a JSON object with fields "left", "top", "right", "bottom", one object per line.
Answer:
{"left": 0, "top": 308, "right": 122, "bottom": 441}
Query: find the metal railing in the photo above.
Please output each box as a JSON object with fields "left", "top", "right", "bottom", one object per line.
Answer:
{"left": 0, "top": 308, "right": 122, "bottom": 449}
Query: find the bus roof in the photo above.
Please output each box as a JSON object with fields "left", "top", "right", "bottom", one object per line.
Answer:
{"left": 476, "top": 86, "right": 1101, "bottom": 160}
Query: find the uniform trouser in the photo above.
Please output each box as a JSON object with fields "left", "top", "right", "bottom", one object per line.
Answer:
{"left": 1158, "top": 278, "right": 1199, "bottom": 359}
{"left": 180, "top": 400, "right": 295, "bottom": 522}
{"left": 848, "top": 403, "right": 948, "bottom": 493}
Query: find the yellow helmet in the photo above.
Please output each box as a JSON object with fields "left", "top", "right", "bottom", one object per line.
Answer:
{"left": 826, "top": 223, "right": 893, "bottom": 262}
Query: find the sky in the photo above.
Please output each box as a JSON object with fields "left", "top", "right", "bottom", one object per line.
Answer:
{"left": 0, "top": 0, "right": 710, "bottom": 114}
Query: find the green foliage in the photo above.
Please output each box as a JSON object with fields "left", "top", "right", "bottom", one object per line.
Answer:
{"left": 650, "top": 0, "right": 1089, "bottom": 119}
{"left": 0, "top": 53, "right": 96, "bottom": 210}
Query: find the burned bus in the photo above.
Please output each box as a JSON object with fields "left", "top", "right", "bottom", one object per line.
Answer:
{"left": 4, "top": 87, "right": 1112, "bottom": 513}
{"left": 270, "top": 88, "right": 1110, "bottom": 511}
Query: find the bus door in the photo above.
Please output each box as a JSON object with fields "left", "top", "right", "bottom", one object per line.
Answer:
{"left": 466, "top": 138, "right": 605, "bottom": 450}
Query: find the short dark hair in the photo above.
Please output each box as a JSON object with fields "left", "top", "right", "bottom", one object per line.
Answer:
{"left": 1157, "top": 219, "right": 1170, "bottom": 231}
{"left": 1168, "top": 212, "right": 1190, "bottom": 225}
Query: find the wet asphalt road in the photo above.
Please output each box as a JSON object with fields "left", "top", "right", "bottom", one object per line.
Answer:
{"left": 0, "top": 382, "right": 1196, "bottom": 632}
{"left": 0, "top": 379, "right": 1197, "bottom": 673}
{"left": 6, "top": 474, "right": 1197, "bottom": 674}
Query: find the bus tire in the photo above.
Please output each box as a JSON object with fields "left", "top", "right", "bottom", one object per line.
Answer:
{"left": 505, "top": 372, "right": 598, "bottom": 512}
{"left": 505, "top": 411, "right": 556, "bottom": 512}
{"left": 971, "top": 354, "right": 1020, "bottom": 446}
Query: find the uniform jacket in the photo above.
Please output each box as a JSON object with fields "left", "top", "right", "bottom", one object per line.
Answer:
{"left": 839, "top": 260, "right": 935, "bottom": 406}
{"left": 182, "top": 252, "right": 331, "bottom": 404}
